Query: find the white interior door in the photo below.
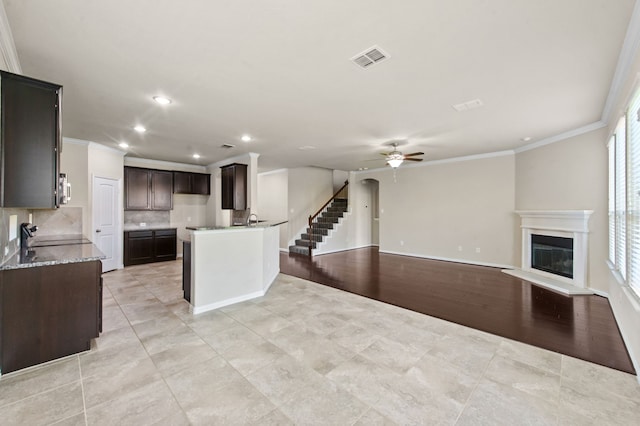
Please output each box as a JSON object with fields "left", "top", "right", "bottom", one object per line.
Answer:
{"left": 93, "top": 176, "right": 120, "bottom": 272}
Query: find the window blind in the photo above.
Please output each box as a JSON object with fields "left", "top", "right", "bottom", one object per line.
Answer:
{"left": 615, "top": 117, "right": 627, "bottom": 280}
{"left": 627, "top": 91, "right": 640, "bottom": 295}
{"left": 609, "top": 136, "right": 615, "bottom": 264}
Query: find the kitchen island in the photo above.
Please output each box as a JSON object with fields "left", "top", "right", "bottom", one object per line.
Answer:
{"left": 185, "top": 222, "right": 285, "bottom": 314}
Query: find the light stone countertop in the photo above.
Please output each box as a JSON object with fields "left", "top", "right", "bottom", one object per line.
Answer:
{"left": 185, "top": 220, "right": 287, "bottom": 232}
{"left": 123, "top": 225, "right": 176, "bottom": 231}
{"left": 0, "top": 243, "right": 105, "bottom": 271}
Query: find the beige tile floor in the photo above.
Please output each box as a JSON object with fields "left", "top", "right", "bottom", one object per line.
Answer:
{"left": 1, "top": 260, "right": 639, "bottom": 425}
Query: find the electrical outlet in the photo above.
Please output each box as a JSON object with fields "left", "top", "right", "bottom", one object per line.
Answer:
{"left": 458, "top": 246, "right": 462, "bottom": 251}
{"left": 140, "top": 222, "right": 147, "bottom": 227}
{"left": 400, "top": 240, "right": 404, "bottom": 246}
{"left": 187, "top": 217, "right": 192, "bottom": 222}
{"left": 4, "top": 246, "right": 8, "bottom": 256}
{"left": 476, "top": 247, "right": 481, "bottom": 253}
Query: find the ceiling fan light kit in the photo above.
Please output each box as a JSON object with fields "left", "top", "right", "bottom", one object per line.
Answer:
{"left": 381, "top": 142, "right": 424, "bottom": 168}
{"left": 387, "top": 155, "right": 404, "bottom": 168}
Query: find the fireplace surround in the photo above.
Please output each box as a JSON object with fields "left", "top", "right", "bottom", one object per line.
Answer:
{"left": 503, "top": 210, "right": 594, "bottom": 295}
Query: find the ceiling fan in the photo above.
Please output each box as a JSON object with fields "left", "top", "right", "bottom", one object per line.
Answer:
{"left": 381, "top": 142, "right": 424, "bottom": 168}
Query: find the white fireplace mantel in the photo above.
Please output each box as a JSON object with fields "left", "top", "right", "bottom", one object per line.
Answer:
{"left": 503, "top": 210, "right": 594, "bottom": 295}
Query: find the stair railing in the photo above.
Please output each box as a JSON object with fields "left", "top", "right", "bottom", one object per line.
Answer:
{"left": 307, "top": 180, "right": 349, "bottom": 257}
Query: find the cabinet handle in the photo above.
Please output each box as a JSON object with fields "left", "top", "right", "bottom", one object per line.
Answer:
{"left": 96, "top": 229, "right": 102, "bottom": 233}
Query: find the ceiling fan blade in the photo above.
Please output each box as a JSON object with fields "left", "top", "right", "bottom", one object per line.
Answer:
{"left": 404, "top": 158, "right": 423, "bottom": 162}
{"left": 379, "top": 152, "right": 391, "bottom": 156}
{"left": 404, "top": 152, "right": 424, "bottom": 157}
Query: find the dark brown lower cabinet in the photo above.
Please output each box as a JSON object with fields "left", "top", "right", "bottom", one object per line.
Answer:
{"left": 124, "top": 230, "right": 154, "bottom": 265}
{"left": 0, "top": 260, "right": 102, "bottom": 374}
{"left": 124, "top": 228, "right": 177, "bottom": 266}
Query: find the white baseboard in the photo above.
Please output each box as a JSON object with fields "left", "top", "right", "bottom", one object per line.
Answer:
{"left": 591, "top": 288, "right": 609, "bottom": 298}
{"left": 314, "top": 244, "right": 375, "bottom": 256}
{"left": 263, "top": 270, "right": 279, "bottom": 293}
{"left": 191, "top": 290, "right": 265, "bottom": 315}
{"left": 378, "top": 250, "right": 514, "bottom": 270}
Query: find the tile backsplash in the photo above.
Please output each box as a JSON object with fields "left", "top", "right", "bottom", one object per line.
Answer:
{"left": 124, "top": 211, "right": 170, "bottom": 229}
{"left": 0, "top": 208, "right": 30, "bottom": 264}
{"left": 33, "top": 207, "right": 82, "bottom": 236}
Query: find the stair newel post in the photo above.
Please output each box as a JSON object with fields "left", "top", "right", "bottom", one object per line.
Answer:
{"left": 308, "top": 215, "right": 313, "bottom": 257}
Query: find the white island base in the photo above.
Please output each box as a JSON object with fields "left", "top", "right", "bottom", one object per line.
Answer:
{"left": 187, "top": 225, "right": 281, "bottom": 314}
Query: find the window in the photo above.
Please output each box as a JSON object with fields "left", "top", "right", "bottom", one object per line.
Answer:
{"left": 609, "top": 90, "right": 640, "bottom": 297}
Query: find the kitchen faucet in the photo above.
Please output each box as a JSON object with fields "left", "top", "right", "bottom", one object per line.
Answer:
{"left": 20, "top": 223, "right": 38, "bottom": 260}
{"left": 247, "top": 213, "right": 258, "bottom": 226}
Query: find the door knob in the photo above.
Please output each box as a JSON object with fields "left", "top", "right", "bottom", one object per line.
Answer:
{"left": 96, "top": 229, "right": 102, "bottom": 233}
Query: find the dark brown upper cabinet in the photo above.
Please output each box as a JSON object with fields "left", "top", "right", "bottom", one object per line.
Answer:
{"left": 173, "top": 171, "right": 210, "bottom": 195}
{"left": 221, "top": 163, "right": 247, "bottom": 210}
{"left": 124, "top": 166, "right": 173, "bottom": 210}
{"left": 151, "top": 170, "right": 173, "bottom": 210}
{"left": 0, "top": 70, "right": 62, "bottom": 209}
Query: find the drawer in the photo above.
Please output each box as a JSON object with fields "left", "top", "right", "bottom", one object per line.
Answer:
{"left": 127, "top": 230, "right": 153, "bottom": 238}
{"left": 155, "top": 229, "right": 176, "bottom": 237}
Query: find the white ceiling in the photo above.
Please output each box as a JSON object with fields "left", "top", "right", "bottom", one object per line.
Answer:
{"left": 3, "top": 0, "right": 636, "bottom": 171}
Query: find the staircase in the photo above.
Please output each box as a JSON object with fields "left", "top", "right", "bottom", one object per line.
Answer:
{"left": 289, "top": 198, "right": 348, "bottom": 256}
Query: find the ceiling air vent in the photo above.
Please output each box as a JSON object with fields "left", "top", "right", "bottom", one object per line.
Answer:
{"left": 452, "top": 99, "right": 484, "bottom": 112}
{"left": 220, "top": 143, "right": 235, "bottom": 149}
{"left": 351, "top": 46, "right": 389, "bottom": 69}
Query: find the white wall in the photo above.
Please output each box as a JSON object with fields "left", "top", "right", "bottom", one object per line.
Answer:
{"left": 61, "top": 139, "right": 90, "bottom": 233}
{"left": 257, "top": 169, "right": 289, "bottom": 249}
{"left": 355, "top": 153, "right": 517, "bottom": 267}
{"left": 287, "top": 167, "right": 334, "bottom": 246}
{"left": 333, "top": 170, "right": 349, "bottom": 192}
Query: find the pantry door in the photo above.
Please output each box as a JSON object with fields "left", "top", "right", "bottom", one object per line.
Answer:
{"left": 92, "top": 176, "right": 120, "bottom": 272}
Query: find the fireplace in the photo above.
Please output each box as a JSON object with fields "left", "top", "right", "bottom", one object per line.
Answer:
{"left": 531, "top": 234, "right": 573, "bottom": 279}
{"left": 503, "top": 210, "right": 593, "bottom": 295}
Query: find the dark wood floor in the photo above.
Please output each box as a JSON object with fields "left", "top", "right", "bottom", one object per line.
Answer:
{"left": 280, "top": 247, "right": 635, "bottom": 375}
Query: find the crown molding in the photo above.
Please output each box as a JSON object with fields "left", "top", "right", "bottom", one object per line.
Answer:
{"left": 258, "top": 168, "right": 287, "bottom": 177}
{"left": 514, "top": 121, "right": 607, "bottom": 153}
{"left": 88, "top": 142, "right": 126, "bottom": 156}
{"left": 355, "top": 149, "right": 515, "bottom": 173}
{"left": 601, "top": 0, "right": 640, "bottom": 124}
{"left": 124, "top": 156, "right": 207, "bottom": 172}
{"left": 0, "top": 1, "right": 21, "bottom": 73}
{"left": 208, "top": 152, "right": 260, "bottom": 169}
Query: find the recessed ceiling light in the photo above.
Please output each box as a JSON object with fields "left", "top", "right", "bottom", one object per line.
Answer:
{"left": 134, "top": 125, "right": 146, "bottom": 133}
{"left": 153, "top": 96, "right": 172, "bottom": 105}
{"left": 193, "top": 154, "right": 201, "bottom": 159}
{"left": 521, "top": 137, "right": 532, "bottom": 142}
{"left": 298, "top": 145, "right": 316, "bottom": 150}
{"left": 119, "top": 142, "right": 129, "bottom": 148}
{"left": 241, "top": 135, "right": 252, "bottom": 142}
